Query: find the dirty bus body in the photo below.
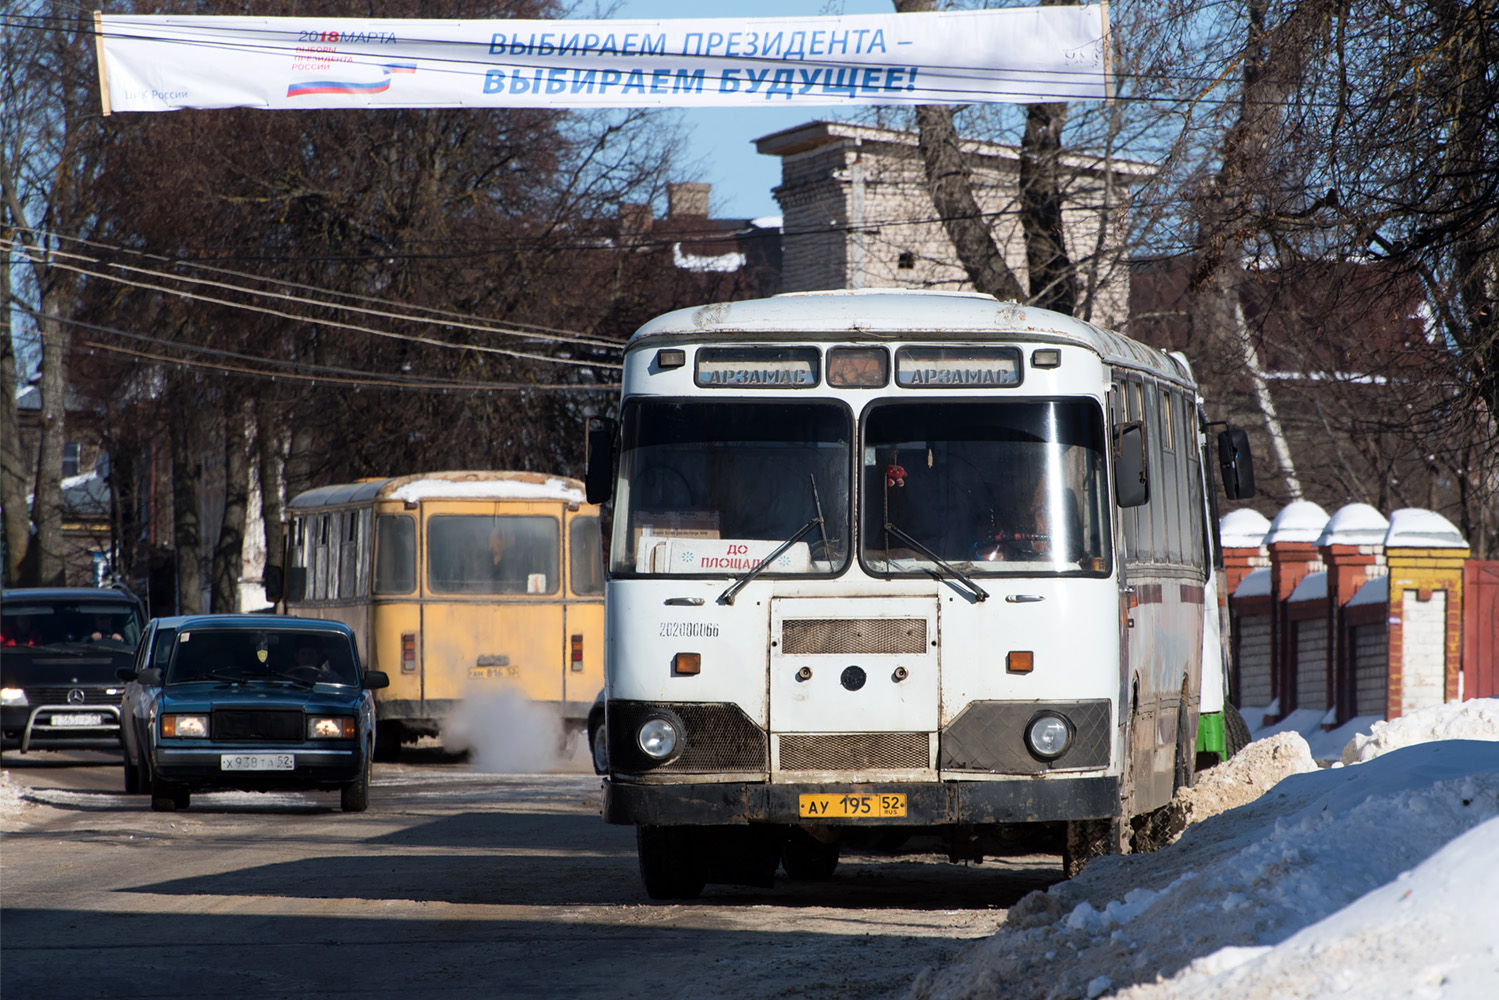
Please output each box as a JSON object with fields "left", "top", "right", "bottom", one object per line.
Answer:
{"left": 278, "top": 471, "right": 606, "bottom": 758}
{"left": 588, "top": 291, "right": 1254, "bottom": 898}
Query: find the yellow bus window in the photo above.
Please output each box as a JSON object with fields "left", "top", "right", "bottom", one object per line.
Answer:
{"left": 428, "top": 515, "right": 560, "bottom": 595}
{"left": 569, "top": 517, "right": 604, "bottom": 596}
{"left": 374, "top": 514, "right": 416, "bottom": 594}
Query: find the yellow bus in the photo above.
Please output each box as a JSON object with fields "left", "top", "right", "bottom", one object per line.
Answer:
{"left": 276, "top": 471, "right": 605, "bottom": 758}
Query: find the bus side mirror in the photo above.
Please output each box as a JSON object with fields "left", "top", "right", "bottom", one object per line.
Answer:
{"left": 263, "top": 565, "right": 283, "bottom": 603}
{"left": 585, "top": 418, "right": 616, "bottom": 505}
{"left": 286, "top": 566, "right": 307, "bottom": 602}
{"left": 1114, "top": 422, "right": 1149, "bottom": 508}
{"left": 1217, "top": 427, "right": 1256, "bottom": 500}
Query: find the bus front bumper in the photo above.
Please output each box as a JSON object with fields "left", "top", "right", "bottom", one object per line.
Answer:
{"left": 603, "top": 775, "right": 1119, "bottom": 827}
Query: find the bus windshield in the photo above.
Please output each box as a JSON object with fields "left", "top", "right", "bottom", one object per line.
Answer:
{"left": 862, "top": 399, "right": 1111, "bottom": 576}
{"left": 612, "top": 399, "right": 851, "bottom": 575}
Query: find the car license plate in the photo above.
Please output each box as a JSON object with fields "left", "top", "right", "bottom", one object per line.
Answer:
{"left": 220, "top": 754, "right": 294, "bottom": 771}
{"left": 469, "top": 666, "right": 519, "bottom": 680}
{"left": 50, "top": 713, "right": 104, "bottom": 727}
{"left": 798, "top": 793, "right": 907, "bottom": 819}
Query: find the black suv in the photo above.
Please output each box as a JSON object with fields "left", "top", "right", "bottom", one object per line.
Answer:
{"left": 1, "top": 586, "right": 148, "bottom": 752}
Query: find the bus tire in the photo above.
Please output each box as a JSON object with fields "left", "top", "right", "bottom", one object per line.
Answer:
{"left": 637, "top": 826, "right": 705, "bottom": 900}
{"left": 341, "top": 756, "right": 371, "bottom": 813}
{"left": 1062, "top": 818, "right": 1114, "bottom": 878}
{"left": 781, "top": 828, "right": 840, "bottom": 881}
{"left": 1224, "top": 701, "right": 1251, "bottom": 759}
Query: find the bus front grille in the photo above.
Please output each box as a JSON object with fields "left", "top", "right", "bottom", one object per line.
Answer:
{"left": 607, "top": 701, "right": 767, "bottom": 773}
{"left": 777, "top": 732, "right": 930, "bottom": 771}
{"left": 780, "top": 618, "right": 927, "bottom": 655}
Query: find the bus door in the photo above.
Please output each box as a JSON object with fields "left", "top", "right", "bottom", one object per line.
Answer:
{"left": 768, "top": 596, "right": 940, "bottom": 775}
{"left": 420, "top": 501, "right": 567, "bottom": 708}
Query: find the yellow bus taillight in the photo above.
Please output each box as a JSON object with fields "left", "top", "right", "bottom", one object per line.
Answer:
{"left": 570, "top": 633, "right": 583, "bottom": 672}
{"left": 402, "top": 632, "right": 418, "bottom": 673}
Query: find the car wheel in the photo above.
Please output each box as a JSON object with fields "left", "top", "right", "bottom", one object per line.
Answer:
{"left": 341, "top": 754, "right": 371, "bottom": 813}
{"left": 637, "top": 826, "right": 705, "bottom": 900}
{"left": 150, "top": 773, "right": 188, "bottom": 812}
{"left": 123, "top": 752, "right": 139, "bottom": 794}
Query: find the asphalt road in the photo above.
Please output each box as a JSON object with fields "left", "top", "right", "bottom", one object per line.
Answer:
{"left": 1, "top": 748, "right": 1063, "bottom": 1000}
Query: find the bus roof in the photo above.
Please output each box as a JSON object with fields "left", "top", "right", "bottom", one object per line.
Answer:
{"left": 628, "top": 289, "right": 1192, "bottom": 385}
{"left": 285, "top": 470, "right": 585, "bottom": 510}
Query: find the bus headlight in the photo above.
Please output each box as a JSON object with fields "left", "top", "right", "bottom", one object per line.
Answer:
{"left": 1025, "top": 712, "right": 1073, "bottom": 760}
{"left": 637, "top": 716, "right": 680, "bottom": 759}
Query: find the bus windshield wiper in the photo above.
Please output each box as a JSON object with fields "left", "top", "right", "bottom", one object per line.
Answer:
{"left": 718, "top": 475, "right": 831, "bottom": 606}
{"left": 881, "top": 521, "right": 990, "bottom": 602}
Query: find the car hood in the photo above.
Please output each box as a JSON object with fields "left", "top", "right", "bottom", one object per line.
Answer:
{"left": 158, "top": 683, "right": 366, "bottom": 713}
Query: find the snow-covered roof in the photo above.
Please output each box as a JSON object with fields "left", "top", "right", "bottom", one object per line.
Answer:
{"left": 1317, "top": 503, "right": 1389, "bottom": 547}
{"left": 1384, "top": 508, "right": 1467, "bottom": 549}
{"left": 1220, "top": 509, "right": 1271, "bottom": 548}
{"left": 286, "top": 471, "right": 585, "bottom": 510}
{"left": 1235, "top": 566, "right": 1272, "bottom": 598}
{"left": 1347, "top": 575, "right": 1389, "bottom": 608}
{"left": 1289, "top": 571, "right": 1328, "bottom": 603}
{"left": 1263, "top": 500, "right": 1330, "bottom": 545}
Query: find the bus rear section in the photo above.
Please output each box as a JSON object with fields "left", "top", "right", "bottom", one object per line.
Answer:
{"left": 282, "top": 472, "right": 605, "bottom": 759}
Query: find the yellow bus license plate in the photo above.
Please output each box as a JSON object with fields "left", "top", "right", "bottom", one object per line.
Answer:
{"left": 798, "top": 793, "right": 907, "bottom": 819}
{"left": 469, "top": 666, "right": 518, "bottom": 680}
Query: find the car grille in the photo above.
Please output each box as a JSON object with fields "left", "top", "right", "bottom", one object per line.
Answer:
{"left": 778, "top": 732, "right": 930, "bottom": 770}
{"left": 24, "top": 686, "right": 117, "bottom": 706}
{"left": 212, "top": 709, "right": 303, "bottom": 742}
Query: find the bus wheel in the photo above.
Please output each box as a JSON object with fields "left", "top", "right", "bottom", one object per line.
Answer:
{"left": 374, "top": 721, "right": 402, "bottom": 762}
{"left": 637, "top": 826, "right": 705, "bottom": 900}
{"left": 1224, "top": 702, "right": 1251, "bottom": 759}
{"left": 1061, "top": 818, "right": 1115, "bottom": 877}
{"left": 781, "top": 828, "right": 840, "bottom": 881}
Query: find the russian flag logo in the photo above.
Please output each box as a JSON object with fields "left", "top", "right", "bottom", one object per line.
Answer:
{"left": 288, "top": 63, "right": 415, "bottom": 98}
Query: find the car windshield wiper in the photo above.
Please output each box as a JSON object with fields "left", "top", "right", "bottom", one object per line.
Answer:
{"left": 880, "top": 521, "right": 990, "bottom": 603}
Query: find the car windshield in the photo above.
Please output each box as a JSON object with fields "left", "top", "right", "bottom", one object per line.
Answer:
{"left": 1, "top": 600, "right": 142, "bottom": 649}
{"left": 611, "top": 399, "right": 851, "bottom": 576}
{"left": 862, "top": 399, "right": 1112, "bottom": 576}
{"left": 166, "top": 629, "right": 359, "bottom": 686}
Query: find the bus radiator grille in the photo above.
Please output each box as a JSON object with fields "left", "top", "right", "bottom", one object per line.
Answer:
{"left": 940, "top": 700, "right": 1112, "bottom": 772}
{"left": 780, "top": 619, "right": 927, "bottom": 656}
{"left": 777, "top": 732, "right": 930, "bottom": 771}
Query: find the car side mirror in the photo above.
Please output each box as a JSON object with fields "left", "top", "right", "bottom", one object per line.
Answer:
{"left": 363, "top": 669, "right": 390, "bottom": 690}
{"left": 584, "top": 417, "right": 616, "bottom": 506}
{"left": 263, "top": 564, "right": 284, "bottom": 603}
{"left": 138, "top": 667, "right": 162, "bottom": 686}
{"left": 1114, "top": 421, "right": 1149, "bottom": 508}
{"left": 115, "top": 667, "right": 137, "bottom": 682}
{"left": 1217, "top": 427, "right": 1256, "bottom": 500}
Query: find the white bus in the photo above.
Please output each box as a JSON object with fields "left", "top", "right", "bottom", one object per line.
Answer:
{"left": 584, "top": 290, "right": 1255, "bottom": 898}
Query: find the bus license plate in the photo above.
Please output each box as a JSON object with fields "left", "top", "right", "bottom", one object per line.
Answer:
{"left": 221, "top": 754, "right": 294, "bottom": 771}
{"left": 469, "top": 666, "right": 519, "bottom": 680}
{"left": 798, "top": 793, "right": 907, "bottom": 819}
{"left": 50, "top": 713, "right": 104, "bottom": 727}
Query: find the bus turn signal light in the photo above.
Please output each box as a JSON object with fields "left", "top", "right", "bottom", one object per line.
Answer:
{"left": 1007, "top": 651, "right": 1034, "bottom": 673}
{"left": 673, "top": 652, "right": 701, "bottom": 676}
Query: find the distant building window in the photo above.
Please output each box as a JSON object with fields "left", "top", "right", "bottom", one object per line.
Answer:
{"left": 62, "top": 442, "right": 81, "bottom": 478}
{"left": 897, "top": 252, "right": 915, "bottom": 270}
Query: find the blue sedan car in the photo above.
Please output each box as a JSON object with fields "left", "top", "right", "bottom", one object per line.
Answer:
{"left": 117, "top": 615, "right": 388, "bottom": 813}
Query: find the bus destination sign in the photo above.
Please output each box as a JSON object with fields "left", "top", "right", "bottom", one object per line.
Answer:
{"left": 695, "top": 347, "right": 820, "bottom": 389}
{"left": 895, "top": 347, "right": 1022, "bottom": 388}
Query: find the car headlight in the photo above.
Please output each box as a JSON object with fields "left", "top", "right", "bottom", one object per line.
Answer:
{"left": 307, "top": 716, "right": 356, "bottom": 739}
{"left": 1, "top": 687, "right": 28, "bottom": 707}
{"left": 637, "top": 716, "right": 679, "bottom": 759}
{"left": 1025, "top": 712, "right": 1073, "bottom": 760}
{"left": 161, "top": 714, "right": 209, "bottom": 738}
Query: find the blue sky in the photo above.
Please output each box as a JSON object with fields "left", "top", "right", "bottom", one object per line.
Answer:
{"left": 609, "top": 0, "right": 897, "bottom": 220}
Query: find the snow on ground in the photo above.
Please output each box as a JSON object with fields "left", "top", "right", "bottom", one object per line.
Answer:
{"left": 910, "top": 700, "right": 1499, "bottom": 1000}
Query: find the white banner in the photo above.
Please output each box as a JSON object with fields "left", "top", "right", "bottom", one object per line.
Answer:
{"left": 96, "top": 7, "right": 1111, "bottom": 114}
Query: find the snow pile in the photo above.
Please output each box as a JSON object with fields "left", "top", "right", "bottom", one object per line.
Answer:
{"left": 909, "top": 706, "right": 1499, "bottom": 1000}
{"left": 1167, "top": 731, "right": 1317, "bottom": 832}
{"left": 0, "top": 770, "right": 39, "bottom": 829}
{"left": 1342, "top": 699, "right": 1499, "bottom": 764}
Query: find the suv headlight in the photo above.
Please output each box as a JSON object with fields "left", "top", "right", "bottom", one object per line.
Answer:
{"left": 1, "top": 687, "right": 28, "bottom": 707}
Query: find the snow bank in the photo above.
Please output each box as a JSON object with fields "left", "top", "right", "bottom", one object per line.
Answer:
{"left": 1342, "top": 699, "right": 1499, "bottom": 764}
{"left": 909, "top": 707, "right": 1499, "bottom": 1000}
{"left": 0, "top": 770, "right": 40, "bottom": 830}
